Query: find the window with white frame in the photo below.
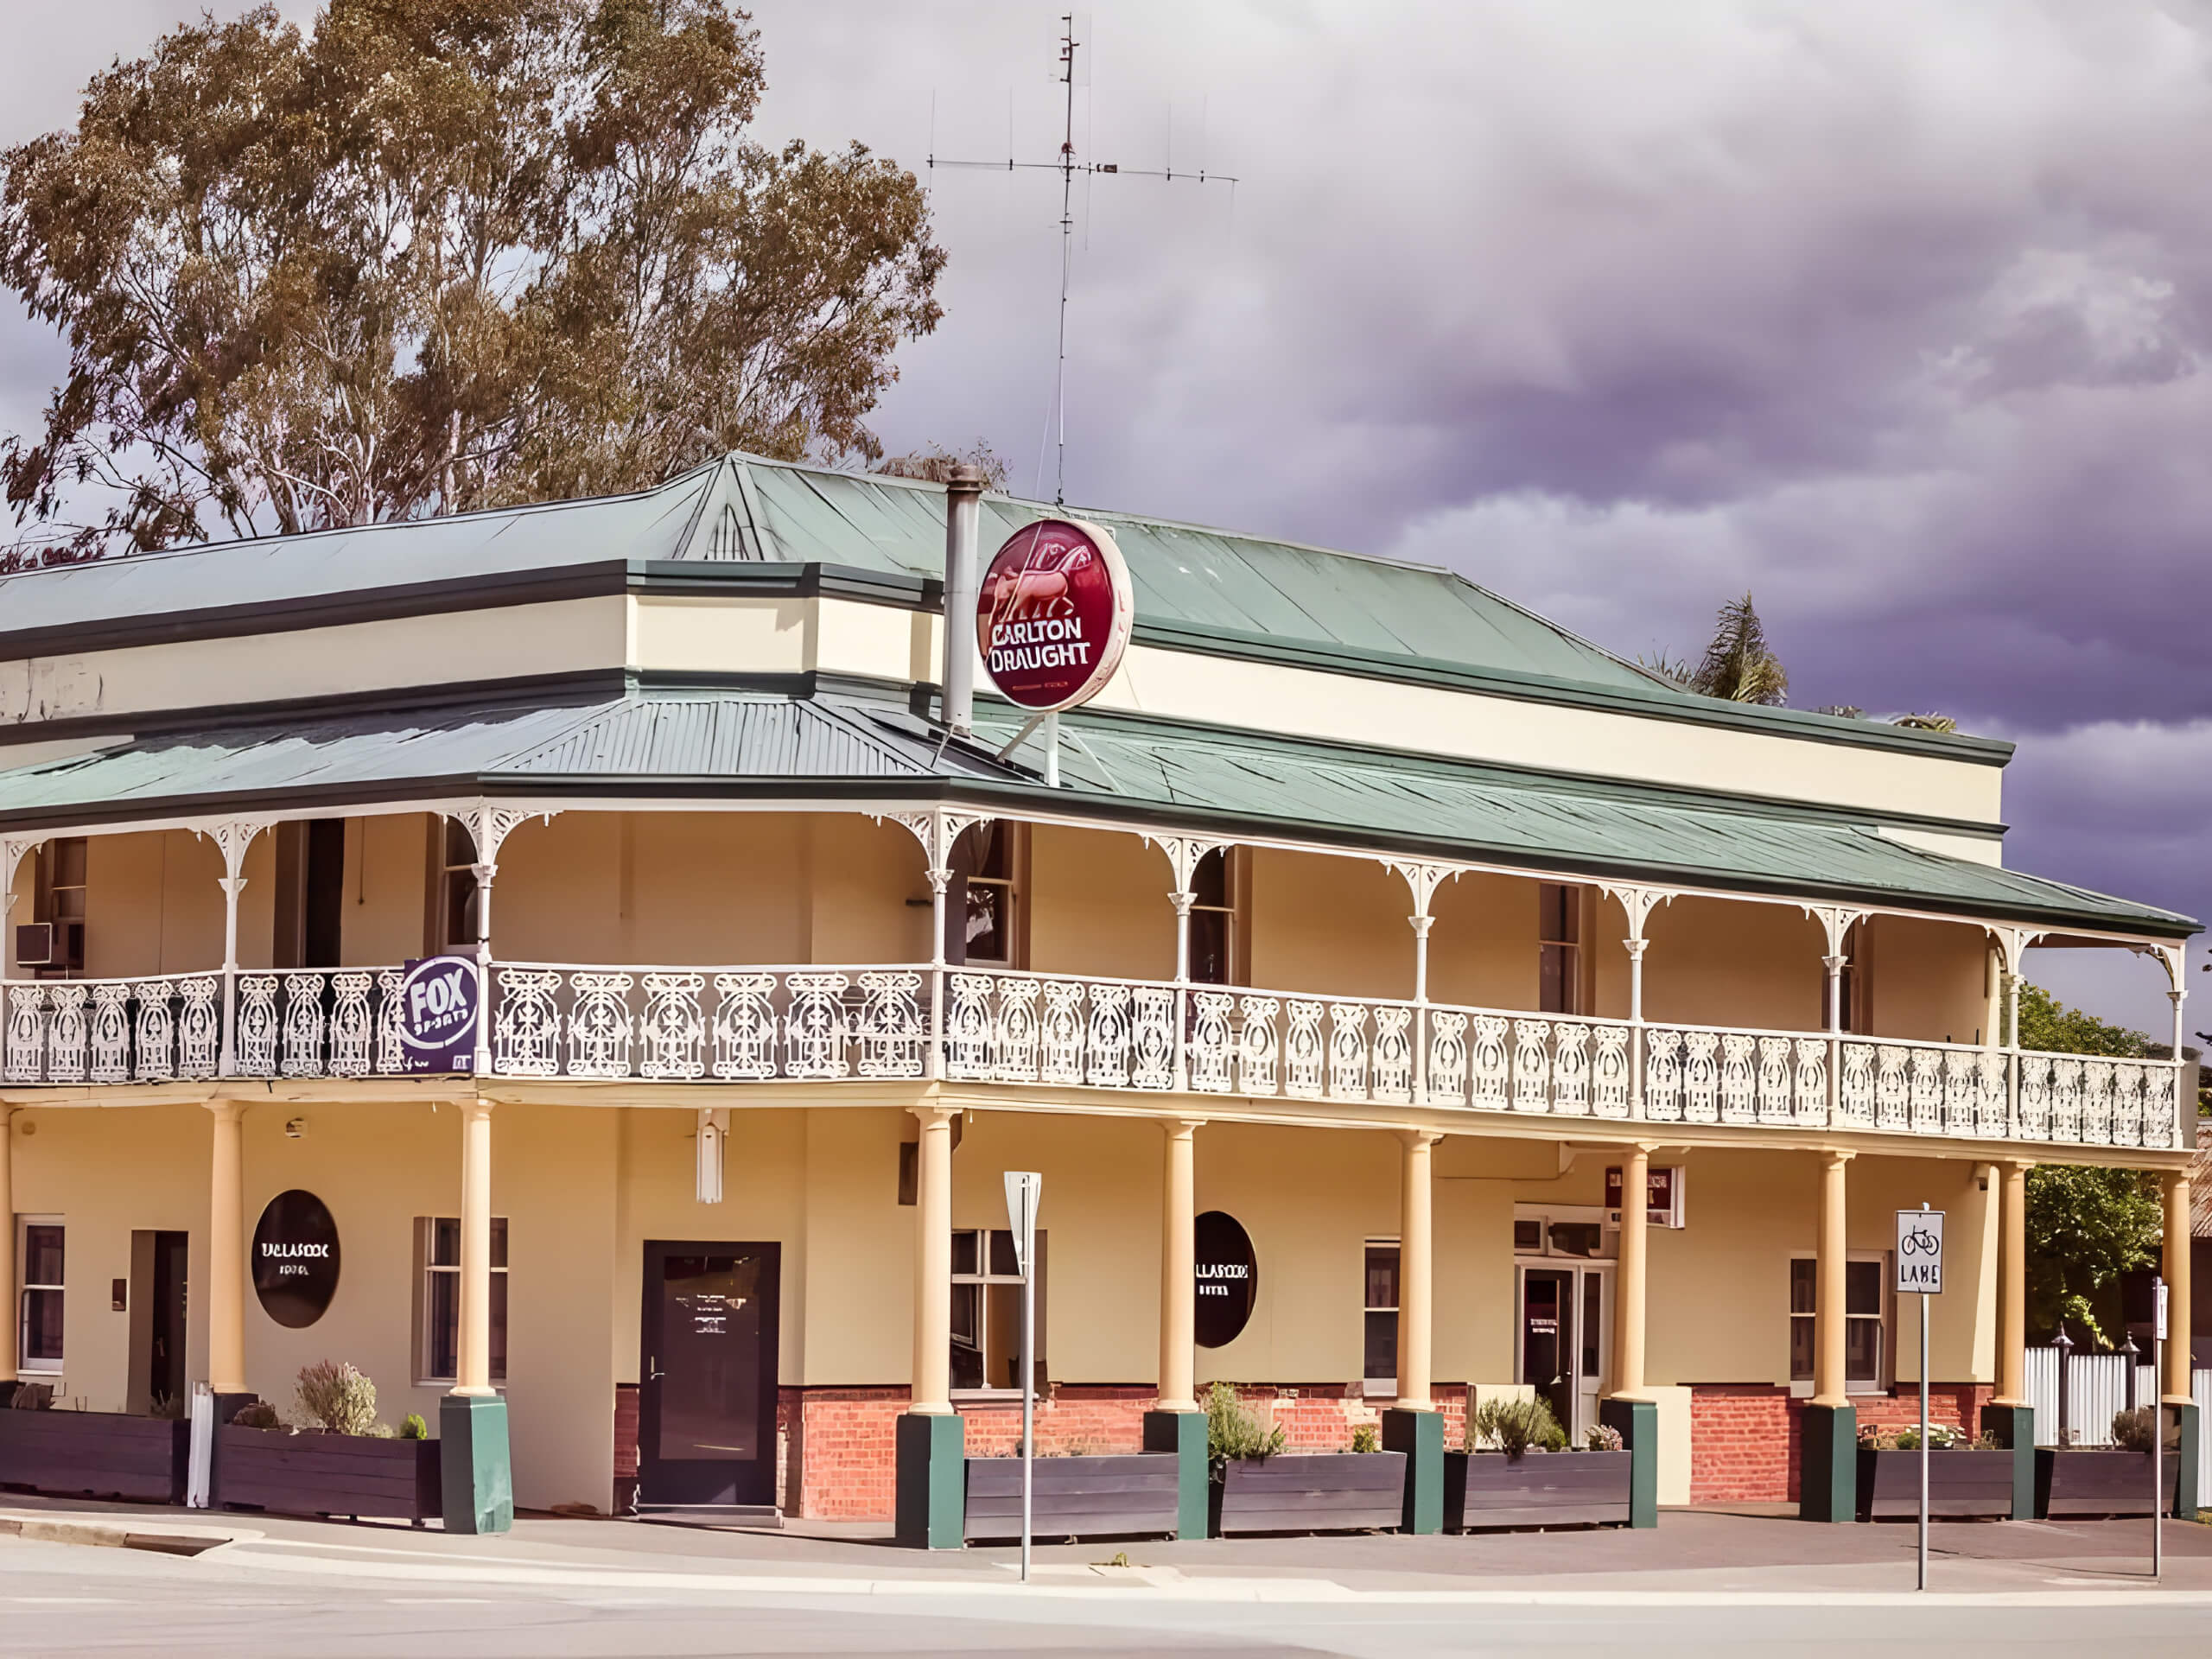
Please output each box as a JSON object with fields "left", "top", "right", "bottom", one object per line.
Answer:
{"left": 1512, "top": 1205, "right": 1617, "bottom": 1260}
{"left": 435, "top": 817, "right": 480, "bottom": 957}
{"left": 1188, "top": 848, "right": 1243, "bottom": 986}
{"left": 416, "top": 1217, "right": 508, "bottom": 1384}
{"left": 1363, "top": 1239, "right": 1400, "bottom": 1388}
{"left": 950, "top": 1228, "right": 1046, "bottom": 1393}
{"left": 18, "top": 1219, "right": 63, "bottom": 1374}
{"left": 948, "top": 823, "right": 1023, "bottom": 968}
{"left": 1789, "top": 1255, "right": 1886, "bottom": 1393}
{"left": 1538, "top": 883, "right": 1584, "bottom": 1015}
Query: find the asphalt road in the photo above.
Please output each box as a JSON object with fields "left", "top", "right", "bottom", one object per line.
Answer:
{"left": 4, "top": 1533, "right": 2210, "bottom": 1659}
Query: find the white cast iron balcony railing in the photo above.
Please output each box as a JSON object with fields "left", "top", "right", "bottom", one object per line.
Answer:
{"left": 0, "top": 961, "right": 2183, "bottom": 1151}
{"left": 3, "top": 973, "right": 223, "bottom": 1084}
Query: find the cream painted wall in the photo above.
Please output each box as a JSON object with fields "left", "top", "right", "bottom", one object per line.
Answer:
{"left": 797, "top": 1108, "right": 916, "bottom": 1386}
{"left": 0, "top": 598, "right": 626, "bottom": 731}
{"left": 1643, "top": 897, "right": 1826, "bottom": 1033}
{"left": 340, "top": 815, "right": 434, "bottom": 966}
{"left": 1249, "top": 850, "right": 1414, "bottom": 1001}
{"left": 1028, "top": 826, "right": 1174, "bottom": 980}
{"left": 80, "top": 831, "right": 224, "bottom": 978}
{"left": 1427, "top": 873, "right": 1539, "bottom": 1012}
{"left": 882, "top": 606, "right": 2005, "bottom": 824}
{"left": 1507, "top": 1148, "right": 1996, "bottom": 1388}
{"left": 1865, "top": 916, "right": 1995, "bottom": 1046}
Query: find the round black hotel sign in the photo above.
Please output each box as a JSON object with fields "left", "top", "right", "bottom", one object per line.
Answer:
{"left": 1192, "top": 1210, "right": 1257, "bottom": 1348}
{"left": 252, "top": 1189, "right": 340, "bottom": 1328}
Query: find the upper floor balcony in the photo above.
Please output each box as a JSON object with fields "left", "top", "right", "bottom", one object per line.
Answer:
{"left": 1, "top": 801, "right": 2191, "bottom": 1156}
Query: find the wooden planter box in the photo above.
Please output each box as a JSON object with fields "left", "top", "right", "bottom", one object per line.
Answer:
{"left": 1211, "top": 1452, "right": 1406, "bottom": 1535}
{"left": 0, "top": 1408, "right": 188, "bottom": 1504}
{"left": 1855, "top": 1448, "right": 2015, "bottom": 1521}
{"left": 2035, "top": 1448, "right": 2180, "bottom": 1519}
{"left": 215, "top": 1426, "right": 442, "bottom": 1522}
{"left": 1446, "top": 1448, "right": 1632, "bottom": 1530}
{"left": 963, "top": 1453, "right": 1180, "bottom": 1541}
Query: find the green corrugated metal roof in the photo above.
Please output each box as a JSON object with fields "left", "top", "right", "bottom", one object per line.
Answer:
{"left": 0, "top": 453, "right": 1659, "bottom": 696}
{"left": 0, "top": 690, "right": 2185, "bottom": 937}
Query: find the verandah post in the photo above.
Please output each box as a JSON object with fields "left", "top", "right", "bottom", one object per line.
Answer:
{"left": 1799, "top": 1147, "right": 1856, "bottom": 1522}
{"left": 442, "top": 1096, "right": 512, "bottom": 1534}
{"left": 1144, "top": 1117, "right": 1209, "bottom": 1540}
{"left": 896, "top": 1103, "right": 963, "bottom": 1547}
{"left": 1382, "top": 1129, "right": 1444, "bottom": 1534}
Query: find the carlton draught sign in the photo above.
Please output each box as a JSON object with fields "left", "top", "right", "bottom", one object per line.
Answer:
{"left": 976, "top": 518, "right": 1135, "bottom": 713}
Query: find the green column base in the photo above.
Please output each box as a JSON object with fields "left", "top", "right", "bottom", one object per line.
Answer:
{"left": 1382, "top": 1408, "right": 1445, "bottom": 1534}
{"left": 1981, "top": 1402, "right": 2037, "bottom": 1520}
{"left": 1142, "top": 1410, "right": 1209, "bottom": 1540}
{"left": 1798, "top": 1402, "right": 1856, "bottom": 1523}
{"left": 894, "top": 1411, "right": 965, "bottom": 1549}
{"left": 438, "top": 1393, "right": 513, "bottom": 1535}
{"left": 1601, "top": 1396, "right": 1660, "bottom": 1529}
{"left": 2167, "top": 1402, "right": 2200, "bottom": 1519}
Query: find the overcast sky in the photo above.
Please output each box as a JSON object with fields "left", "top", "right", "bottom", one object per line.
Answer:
{"left": 4, "top": 2, "right": 2206, "bottom": 1033}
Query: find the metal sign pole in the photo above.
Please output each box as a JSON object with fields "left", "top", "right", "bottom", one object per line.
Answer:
{"left": 2153, "top": 1277, "right": 2166, "bottom": 1580}
{"left": 1004, "top": 1172, "right": 1042, "bottom": 1586}
{"left": 1896, "top": 1203, "right": 1943, "bottom": 1593}
{"left": 1919, "top": 1276, "right": 1929, "bottom": 1593}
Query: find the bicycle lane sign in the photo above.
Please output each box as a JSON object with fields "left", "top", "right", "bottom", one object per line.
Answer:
{"left": 1896, "top": 1209, "right": 1944, "bottom": 1294}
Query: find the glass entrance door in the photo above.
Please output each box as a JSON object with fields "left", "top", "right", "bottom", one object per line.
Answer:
{"left": 1516, "top": 1263, "right": 1611, "bottom": 1440}
{"left": 639, "top": 1242, "right": 780, "bottom": 1509}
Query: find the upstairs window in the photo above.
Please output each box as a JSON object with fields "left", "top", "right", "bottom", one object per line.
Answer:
{"left": 1188, "top": 849, "right": 1243, "bottom": 986}
{"left": 435, "top": 817, "right": 481, "bottom": 957}
{"left": 947, "top": 823, "right": 1023, "bottom": 969}
{"left": 29, "top": 839, "right": 86, "bottom": 976}
{"left": 1538, "top": 882, "right": 1584, "bottom": 1015}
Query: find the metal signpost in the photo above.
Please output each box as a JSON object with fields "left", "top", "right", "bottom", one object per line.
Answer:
{"left": 2153, "top": 1276, "right": 2167, "bottom": 1579}
{"left": 1004, "top": 1171, "right": 1043, "bottom": 1584}
{"left": 1895, "top": 1205, "right": 1944, "bottom": 1591}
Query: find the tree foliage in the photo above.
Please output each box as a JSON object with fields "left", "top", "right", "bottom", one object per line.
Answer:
{"left": 874, "top": 439, "right": 1008, "bottom": 491}
{"left": 0, "top": 0, "right": 944, "bottom": 562}
{"left": 1639, "top": 593, "right": 1789, "bottom": 705}
{"left": 2016, "top": 982, "right": 2163, "bottom": 1345}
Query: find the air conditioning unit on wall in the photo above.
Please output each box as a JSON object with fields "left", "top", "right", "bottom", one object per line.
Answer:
{"left": 14, "top": 921, "right": 85, "bottom": 972}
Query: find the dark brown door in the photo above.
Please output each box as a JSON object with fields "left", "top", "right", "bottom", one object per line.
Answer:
{"left": 639, "top": 1242, "right": 779, "bottom": 1508}
{"left": 1521, "top": 1268, "right": 1573, "bottom": 1436}
{"left": 148, "top": 1231, "right": 188, "bottom": 1409}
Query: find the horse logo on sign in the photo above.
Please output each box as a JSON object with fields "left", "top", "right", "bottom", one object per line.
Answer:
{"left": 976, "top": 518, "right": 1135, "bottom": 713}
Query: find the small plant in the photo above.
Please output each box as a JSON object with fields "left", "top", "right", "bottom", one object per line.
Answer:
{"left": 1096, "top": 1550, "right": 1133, "bottom": 1568}
{"left": 148, "top": 1392, "right": 185, "bottom": 1421}
{"left": 1968, "top": 1429, "right": 2002, "bottom": 1452}
{"left": 1205, "top": 1382, "right": 1285, "bottom": 1469}
{"left": 1471, "top": 1395, "right": 1562, "bottom": 1459}
{"left": 2113, "top": 1408, "right": 2158, "bottom": 1453}
{"left": 1349, "top": 1421, "right": 1381, "bottom": 1454}
{"left": 296, "top": 1360, "right": 378, "bottom": 1436}
{"left": 1887, "top": 1424, "right": 1956, "bottom": 1452}
{"left": 231, "top": 1400, "right": 283, "bottom": 1430}
{"left": 1582, "top": 1422, "right": 1623, "bottom": 1452}
{"left": 400, "top": 1413, "right": 429, "bottom": 1440}
{"left": 7, "top": 1383, "right": 53, "bottom": 1411}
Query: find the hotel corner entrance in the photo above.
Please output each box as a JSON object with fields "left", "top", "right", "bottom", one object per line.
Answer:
{"left": 1514, "top": 1207, "right": 1614, "bottom": 1440}
{"left": 637, "top": 1241, "right": 781, "bottom": 1516}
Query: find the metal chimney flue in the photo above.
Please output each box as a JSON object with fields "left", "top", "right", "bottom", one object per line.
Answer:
{"left": 941, "top": 465, "right": 984, "bottom": 734}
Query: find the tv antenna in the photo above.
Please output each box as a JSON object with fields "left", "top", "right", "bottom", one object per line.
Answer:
{"left": 929, "top": 14, "right": 1237, "bottom": 506}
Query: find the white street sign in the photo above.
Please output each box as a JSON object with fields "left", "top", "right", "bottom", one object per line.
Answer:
{"left": 2157, "top": 1281, "right": 2170, "bottom": 1341}
{"left": 1896, "top": 1208, "right": 1944, "bottom": 1295}
{"left": 1004, "top": 1172, "right": 1042, "bottom": 1274}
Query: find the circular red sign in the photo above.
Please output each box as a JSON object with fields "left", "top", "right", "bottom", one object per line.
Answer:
{"left": 976, "top": 518, "right": 1135, "bottom": 712}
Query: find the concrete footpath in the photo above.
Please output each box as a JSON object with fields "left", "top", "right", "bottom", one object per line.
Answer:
{"left": 3, "top": 1494, "right": 2209, "bottom": 1605}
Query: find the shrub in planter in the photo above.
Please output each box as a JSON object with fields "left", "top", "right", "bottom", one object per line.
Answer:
{"left": 2035, "top": 1408, "right": 2180, "bottom": 1518}
{"left": 1447, "top": 1396, "right": 1632, "bottom": 1532}
{"left": 215, "top": 1364, "right": 440, "bottom": 1523}
{"left": 1855, "top": 1421, "right": 2015, "bottom": 1521}
{"left": 1348, "top": 1422, "right": 1381, "bottom": 1454}
{"left": 1206, "top": 1383, "right": 1405, "bottom": 1535}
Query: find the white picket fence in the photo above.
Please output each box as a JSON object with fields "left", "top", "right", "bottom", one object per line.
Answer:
{"left": 2025, "top": 1346, "right": 2212, "bottom": 1493}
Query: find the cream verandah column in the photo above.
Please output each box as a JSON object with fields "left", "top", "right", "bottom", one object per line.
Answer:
{"left": 1612, "top": 1142, "right": 1652, "bottom": 1399}
{"left": 453, "top": 1099, "right": 497, "bottom": 1396}
{"left": 1395, "top": 1130, "right": 1440, "bottom": 1411}
{"left": 2164, "top": 1171, "right": 2194, "bottom": 1405}
{"left": 1156, "top": 1119, "right": 1202, "bottom": 1413}
{"left": 206, "top": 1101, "right": 247, "bottom": 1396}
{"left": 1993, "top": 1160, "right": 2031, "bottom": 1408}
{"left": 896, "top": 1101, "right": 964, "bottom": 1548}
{"left": 1801, "top": 1147, "right": 1857, "bottom": 1522}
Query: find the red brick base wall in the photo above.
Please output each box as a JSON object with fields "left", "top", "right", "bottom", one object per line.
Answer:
{"left": 1688, "top": 1382, "right": 1995, "bottom": 1503}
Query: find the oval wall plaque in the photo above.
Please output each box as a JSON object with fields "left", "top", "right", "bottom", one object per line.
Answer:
{"left": 1192, "top": 1210, "right": 1257, "bottom": 1349}
{"left": 251, "top": 1189, "right": 341, "bottom": 1328}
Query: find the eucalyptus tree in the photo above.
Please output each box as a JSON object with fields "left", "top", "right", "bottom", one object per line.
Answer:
{"left": 0, "top": 0, "right": 944, "bottom": 561}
